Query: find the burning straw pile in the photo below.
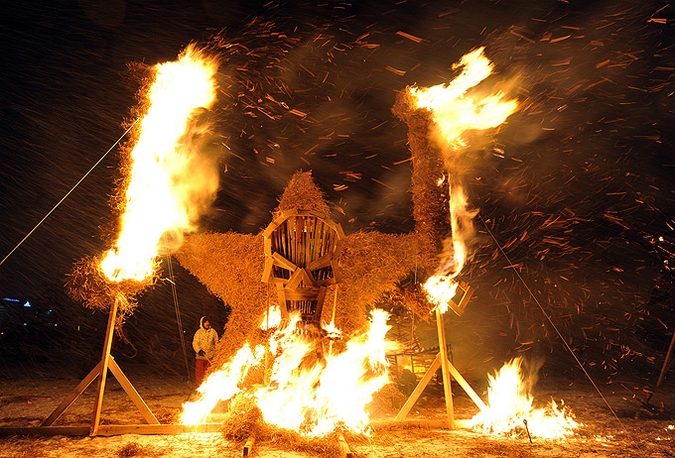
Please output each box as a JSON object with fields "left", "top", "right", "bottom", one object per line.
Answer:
{"left": 65, "top": 45, "right": 222, "bottom": 331}
{"left": 65, "top": 254, "right": 156, "bottom": 330}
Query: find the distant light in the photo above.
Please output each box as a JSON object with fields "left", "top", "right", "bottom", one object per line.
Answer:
{"left": 77, "top": 326, "right": 81, "bottom": 331}
{"left": 2, "top": 297, "right": 20, "bottom": 303}
{"left": 23, "top": 322, "right": 28, "bottom": 326}
{"left": 23, "top": 301, "right": 31, "bottom": 308}
{"left": 54, "top": 323, "right": 58, "bottom": 327}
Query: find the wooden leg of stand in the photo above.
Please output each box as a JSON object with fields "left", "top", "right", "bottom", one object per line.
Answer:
{"left": 41, "top": 361, "right": 103, "bottom": 426}
{"left": 445, "top": 359, "right": 487, "bottom": 411}
{"left": 108, "top": 358, "right": 159, "bottom": 424}
{"left": 394, "top": 354, "right": 441, "bottom": 421}
{"left": 90, "top": 297, "right": 118, "bottom": 436}
{"left": 436, "top": 307, "right": 454, "bottom": 429}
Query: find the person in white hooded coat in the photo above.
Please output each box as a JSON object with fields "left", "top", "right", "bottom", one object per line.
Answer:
{"left": 192, "top": 316, "right": 219, "bottom": 386}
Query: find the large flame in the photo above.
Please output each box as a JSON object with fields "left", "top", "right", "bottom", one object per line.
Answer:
{"left": 181, "top": 309, "right": 391, "bottom": 436}
{"left": 410, "top": 47, "right": 518, "bottom": 149}
{"left": 423, "top": 185, "right": 476, "bottom": 313}
{"left": 410, "top": 47, "right": 517, "bottom": 313}
{"left": 469, "top": 358, "right": 579, "bottom": 438}
{"left": 100, "top": 45, "right": 219, "bottom": 282}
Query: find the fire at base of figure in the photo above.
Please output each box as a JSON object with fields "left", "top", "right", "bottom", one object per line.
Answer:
{"left": 469, "top": 357, "right": 580, "bottom": 439}
{"left": 181, "top": 309, "right": 391, "bottom": 438}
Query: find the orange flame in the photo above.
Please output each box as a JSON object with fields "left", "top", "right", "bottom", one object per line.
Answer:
{"left": 100, "top": 45, "right": 219, "bottom": 282}
{"left": 410, "top": 47, "right": 517, "bottom": 149}
{"left": 469, "top": 358, "right": 579, "bottom": 438}
{"left": 423, "top": 185, "right": 476, "bottom": 313}
{"left": 181, "top": 309, "right": 391, "bottom": 436}
{"left": 410, "top": 47, "right": 517, "bottom": 313}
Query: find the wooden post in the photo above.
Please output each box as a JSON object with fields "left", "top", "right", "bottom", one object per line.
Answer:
{"left": 90, "top": 295, "right": 119, "bottom": 435}
{"left": 435, "top": 307, "right": 454, "bottom": 429}
{"left": 657, "top": 331, "right": 675, "bottom": 388}
{"left": 394, "top": 284, "right": 485, "bottom": 426}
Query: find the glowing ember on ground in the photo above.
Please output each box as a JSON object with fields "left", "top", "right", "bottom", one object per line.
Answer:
{"left": 181, "top": 309, "right": 391, "bottom": 436}
{"left": 100, "top": 45, "right": 220, "bottom": 282}
{"left": 409, "top": 47, "right": 518, "bottom": 313}
{"left": 469, "top": 358, "right": 579, "bottom": 439}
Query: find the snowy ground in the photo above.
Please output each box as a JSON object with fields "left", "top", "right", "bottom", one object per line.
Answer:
{"left": 1, "top": 359, "right": 674, "bottom": 457}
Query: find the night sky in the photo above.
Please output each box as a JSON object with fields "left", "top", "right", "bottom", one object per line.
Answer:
{"left": 1, "top": 1, "right": 674, "bottom": 381}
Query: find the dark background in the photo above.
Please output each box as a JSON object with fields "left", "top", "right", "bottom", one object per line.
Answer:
{"left": 0, "top": 0, "right": 674, "bottom": 387}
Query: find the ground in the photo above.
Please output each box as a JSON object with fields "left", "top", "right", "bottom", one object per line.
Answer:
{"left": 1, "top": 359, "right": 674, "bottom": 458}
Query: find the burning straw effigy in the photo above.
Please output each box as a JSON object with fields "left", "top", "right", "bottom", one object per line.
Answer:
{"left": 54, "top": 42, "right": 581, "bottom": 447}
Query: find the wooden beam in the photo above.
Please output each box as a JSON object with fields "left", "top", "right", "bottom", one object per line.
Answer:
{"left": 91, "top": 296, "right": 119, "bottom": 436}
{"left": 373, "top": 418, "right": 473, "bottom": 430}
{"left": 0, "top": 423, "right": 222, "bottom": 437}
{"left": 41, "top": 361, "right": 102, "bottom": 426}
{"left": 394, "top": 353, "right": 441, "bottom": 421}
{"left": 435, "top": 307, "right": 454, "bottom": 429}
{"left": 243, "top": 436, "right": 255, "bottom": 456}
{"left": 444, "top": 360, "right": 487, "bottom": 411}
{"left": 108, "top": 358, "right": 160, "bottom": 424}
{"left": 272, "top": 252, "right": 297, "bottom": 271}
{"left": 338, "top": 433, "right": 352, "bottom": 458}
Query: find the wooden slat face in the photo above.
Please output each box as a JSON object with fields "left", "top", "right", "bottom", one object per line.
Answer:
{"left": 262, "top": 211, "right": 344, "bottom": 324}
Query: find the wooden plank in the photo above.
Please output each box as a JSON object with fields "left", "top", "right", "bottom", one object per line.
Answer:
{"left": 95, "top": 423, "right": 223, "bottom": 436}
{"left": 0, "top": 425, "right": 91, "bottom": 436}
{"left": 306, "top": 253, "right": 332, "bottom": 271}
{"left": 287, "top": 268, "right": 313, "bottom": 290}
{"left": 394, "top": 353, "right": 441, "bottom": 421}
{"left": 372, "top": 418, "right": 473, "bottom": 430}
{"left": 91, "top": 297, "right": 119, "bottom": 436}
{"left": 447, "top": 282, "right": 474, "bottom": 317}
{"left": 272, "top": 252, "right": 297, "bottom": 271}
{"left": 445, "top": 359, "right": 487, "bottom": 411}
{"left": 436, "top": 307, "right": 454, "bottom": 429}
{"left": 338, "top": 433, "right": 352, "bottom": 458}
{"left": 41, "top": 361, "right": 102, "bottom": 426}
{"left": 243, "top": 436, "right": 255, "bottom": 456}
{"left": 108, "top": 358, "right": 160, "bottom": 425}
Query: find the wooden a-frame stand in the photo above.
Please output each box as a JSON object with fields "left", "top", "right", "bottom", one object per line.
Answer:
{"left": 394, "top": 282, "right": 486, "bottom": 429}
{"left": 43, "top": 296, "right": 159, "bottom": 435}
{"left": 0, "top": 296, "right": 220, "bottom": 436}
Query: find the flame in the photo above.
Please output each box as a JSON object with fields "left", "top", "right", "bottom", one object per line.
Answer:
{"left": 100, "top": 45, "right": 219, "bottom": 282}
{"left": 410, "top": 47, "right": 517, "bottom": 313}
{"left": 181, "top": 343, "right": 266, "bottom": 425}
{"left": 409, "top": 47, "right": 518, "bottom": 149}
{"left": 469, "top": 358, "right": 579, "bottom": 439}
{"left": 260, "top": 304, "right": 282, "bottom": 331}
{"left": 181, "top": 309, "right": 391, "bottom": 436}
{"left": 423, "top": 185, "right": 476, "bottom": 313}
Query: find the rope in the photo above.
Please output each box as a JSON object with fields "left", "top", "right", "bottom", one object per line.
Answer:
{"left": 0, "top": 119, "right": 140, "bottom": 268}
{"left": 165, "top": 255, "right": 192, "bottom": 383}
{"left": 477, "top": 212, "right": 626, "bottom": 430}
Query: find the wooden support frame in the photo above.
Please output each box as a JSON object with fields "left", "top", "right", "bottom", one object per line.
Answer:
{"left": 394, "top": 283, "right": 485, "bottom": 428}
{"left": 0, "top": 295, "right": 224, "bottom": 437}
{"left": 0, "top": 423, "right": 223, "bottom": 437}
